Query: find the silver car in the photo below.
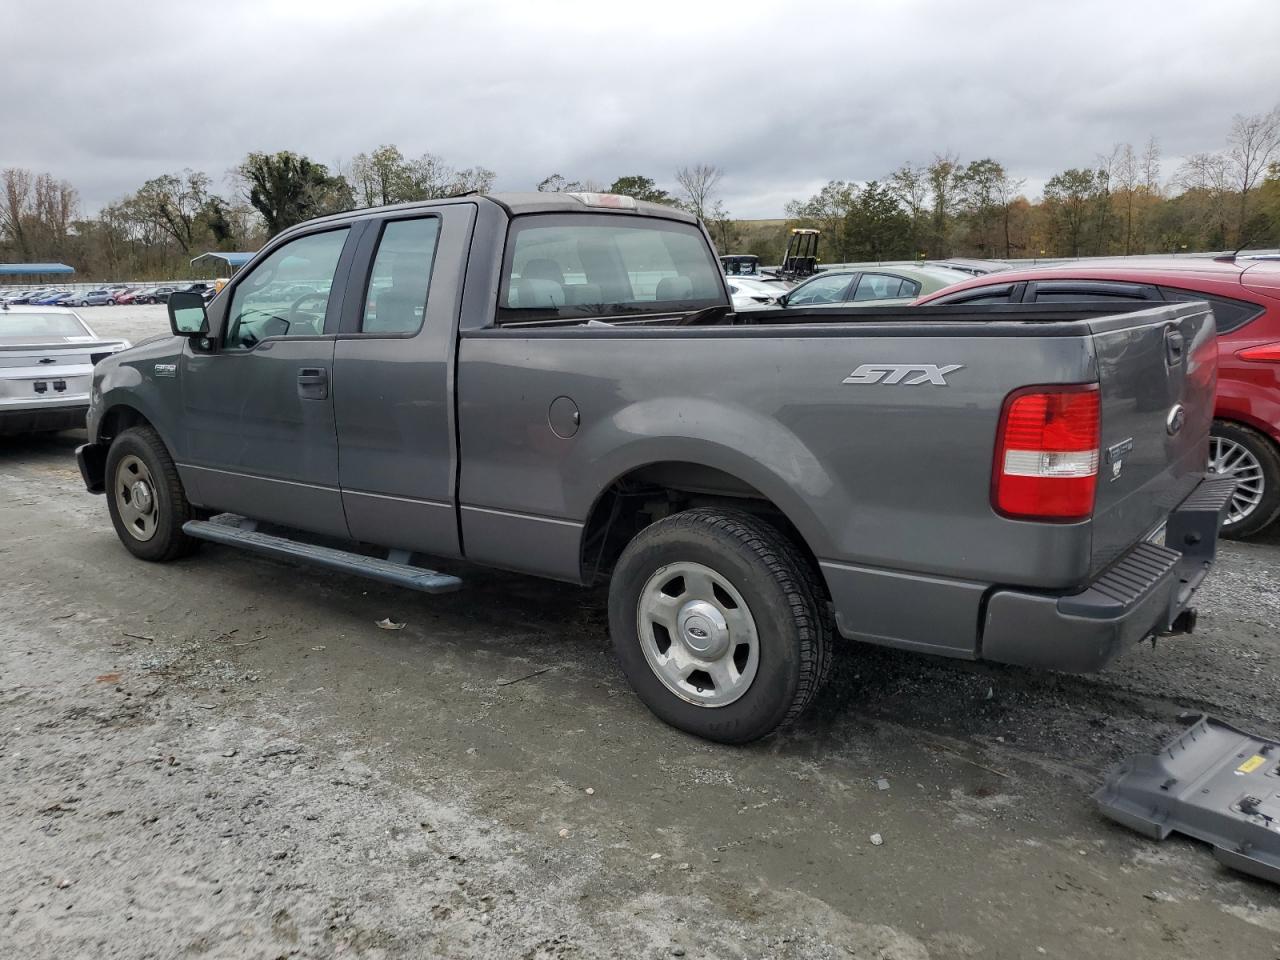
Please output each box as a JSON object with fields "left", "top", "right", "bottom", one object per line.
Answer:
{"left": 0, "top": 305, "right": 130, "bottom": 435}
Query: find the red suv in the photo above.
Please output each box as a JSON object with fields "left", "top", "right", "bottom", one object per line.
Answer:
{"left": 916, "top": 258, "right": 1280, "bottom": 537}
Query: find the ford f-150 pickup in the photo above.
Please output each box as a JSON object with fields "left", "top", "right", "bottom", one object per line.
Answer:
{"left": 75, "top": 192, "right": 1234, "bottom": 743}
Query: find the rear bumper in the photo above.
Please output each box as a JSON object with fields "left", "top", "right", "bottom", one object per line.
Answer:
{"left": 981, "top": 475, "right": 1235, "bottom": 672}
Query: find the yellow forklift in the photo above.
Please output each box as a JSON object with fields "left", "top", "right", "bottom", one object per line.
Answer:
{"left": 771, "top": 228, "right": 821, "bottom": 281}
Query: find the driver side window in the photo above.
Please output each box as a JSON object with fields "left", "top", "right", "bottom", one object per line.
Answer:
{"left": 224, "top": 228, "right": 350, "bottom": 350}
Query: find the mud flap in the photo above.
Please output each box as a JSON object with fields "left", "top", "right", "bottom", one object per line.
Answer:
{"left": 1094, "top": 715, "right": 1280, "bottom": 885}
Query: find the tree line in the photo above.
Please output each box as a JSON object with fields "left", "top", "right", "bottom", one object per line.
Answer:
{"left": 1, "top": 106, "right": 1276, "bottom": 281}
{"left": 771, "top": 107, "right": 1280, "bottom": 264}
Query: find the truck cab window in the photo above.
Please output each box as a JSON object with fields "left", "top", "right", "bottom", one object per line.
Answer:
{"left": 363, "top": 218, "right": 441, "bottom": 334}
{"left": 224, "top": 229, "right": 349, "bottom": 349}
{"left": 498, "top": 215, "right": 723, "bottom": 323}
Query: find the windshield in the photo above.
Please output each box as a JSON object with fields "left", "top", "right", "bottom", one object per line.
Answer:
{"left": 1, "top": 312, "right": 92, "bottom": 341}
{"left": 499, "top": 214, "right": 723, "bottom": 323}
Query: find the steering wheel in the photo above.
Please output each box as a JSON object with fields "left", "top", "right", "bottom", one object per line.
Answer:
{"left": 286, "top": 292, "right": 328, "bottom": 334}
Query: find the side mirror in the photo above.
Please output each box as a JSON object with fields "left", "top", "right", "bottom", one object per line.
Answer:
{"left": 168, "top": 291, "right": 208, "bottom": 337}
{"left": 777, "top": 293, "right": 789, "bottom": 308}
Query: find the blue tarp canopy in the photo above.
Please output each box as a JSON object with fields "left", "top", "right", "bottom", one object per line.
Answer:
{"left": 190, "top": 251, "right": 254, "bottom": 271}
{"left": 0, "top": 262, "right": 75, "bottom": 276}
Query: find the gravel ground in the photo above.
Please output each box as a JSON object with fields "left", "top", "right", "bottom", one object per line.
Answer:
{"left": 1, "top": 305, "right": 1278, "bottom": 959}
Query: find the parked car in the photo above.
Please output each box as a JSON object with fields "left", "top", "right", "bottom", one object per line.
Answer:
{"left": 0, "top": 305, "right": 130, "bottom": 434}
{"left": 77, "top": 191, "right": 1229, "bottom": 744}
{"left": 915, "top": 258, "right": 1280, "bottom": 538}
{"left": 29, "top": 290, "right": 71, "bottom": 305}
{"left": 779, "top": 265, "right": 971, "bottom": 308}
{"left": 0, "top": 290, "right": 39, "bottom": 304}
{"left": 727, "top": 276, "right": 788, "bottom": 310}
{"left": 64, "top": 289, "right": 115, "bottom": 307}
{"left": 135, "top": 286, "right": 178, "bottom": 304}
{"left": 113, "top": 287, "right": 141, "bottom": 305}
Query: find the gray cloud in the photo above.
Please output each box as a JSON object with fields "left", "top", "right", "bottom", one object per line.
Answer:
{"left": 4, "top": 0, "right": 1277, "bottom": 218}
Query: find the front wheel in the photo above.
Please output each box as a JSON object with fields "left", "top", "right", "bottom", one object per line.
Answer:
{"left": 105, "top": 426, "right": 200, "bottom": 561}
{"left": 1209, "top": 421, "right": 1280, "bottom": 539}
{"left": 608, "top": 508, "right": 832, "bottom": 744}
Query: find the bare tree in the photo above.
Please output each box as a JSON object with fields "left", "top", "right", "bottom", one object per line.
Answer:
{"left": 1, "top": 168, "right": 33, "bottom": 258}
{"left": 1115, "top": 144, "right": 1138, "bottom": 255}
{"left": 674, "top": 163, "right": 724, "bottom": 222}
{"left": 925, "top": 153, "right": 966, "bottom": 257}
{"left": 1177, "top": 152, "right": 1234, "bottom": 247}
{"left": 1226, "top": 106, "right": 1280, "bottom": 245}
{"left": 888, "top": 162, "right": 929, "bottom": 255}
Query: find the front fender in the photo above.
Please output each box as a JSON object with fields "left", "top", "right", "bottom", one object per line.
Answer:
{"left": 88, "top": 337, "right": 186, "bottom": 450}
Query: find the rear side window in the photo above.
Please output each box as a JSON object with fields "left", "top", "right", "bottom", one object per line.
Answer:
{"left": 499, "top": 215, "right": 723, "bottom": 323}
{"left": 362, "top": 217, "right": 441, "bottom": 335}
{"left": 1157, "top": 286, "right": 1266, "bottom": 335}
{"left": 853, "top": 273, "right": 917, "bottom": 300}
{"left": 1029, "top": 282, "right": 1158, "bottom": 303}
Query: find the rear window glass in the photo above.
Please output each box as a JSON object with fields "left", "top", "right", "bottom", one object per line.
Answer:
{"left": 1157, "top": 286, "right": 1266, "bottom": 335}
{"left": 0, "top": 312, "right": 91, "bottom": 340}
{"left": 499, "top": 215, "right": 723, "bottom": 323}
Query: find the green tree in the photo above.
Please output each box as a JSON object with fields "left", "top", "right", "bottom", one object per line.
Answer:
{"left": 1043, "top": 168, "right": 1100, "bottom": 256}
{"left": 607, "top": 175, "right": 672, "bottom": 204}
{"left": 843, "top": 181, "right": 910, "bottom": 261}
{"left": 238, "top": 151, "right": 353, "bottom": 235}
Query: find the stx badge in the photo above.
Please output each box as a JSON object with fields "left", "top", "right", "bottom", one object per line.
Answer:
{"left": 842, "top": 363, "right": 964, "bottom": 386}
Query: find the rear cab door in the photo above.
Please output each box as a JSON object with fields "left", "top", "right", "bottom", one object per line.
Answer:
{"left": 331, "top": 201, "right": 478, "bottom": 558}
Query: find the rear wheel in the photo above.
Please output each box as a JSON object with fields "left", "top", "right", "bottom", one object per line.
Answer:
{"left": 1209, "top": 420, "right": 1280, "bottom": 539}
{"left": 608, "top": 508, "right": 832, "bottom": 744}
{"left": 105, "top": 426, "right": 199, "bottom": 561}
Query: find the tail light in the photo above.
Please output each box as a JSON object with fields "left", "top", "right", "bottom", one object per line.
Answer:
{"left": 993, "top": 384, "right": 1100, "bottom": 521}
{"left": 1237, "top": 341, "right": 1280, "bottom": 362}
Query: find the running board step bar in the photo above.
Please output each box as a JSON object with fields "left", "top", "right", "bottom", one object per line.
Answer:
{"left": 183, "top": 514, "right": 463, "bottom": 594}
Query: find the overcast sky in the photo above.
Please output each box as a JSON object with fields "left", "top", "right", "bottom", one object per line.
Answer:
{"left": 4, "top": 0, "right": 1278, "bottom": 219}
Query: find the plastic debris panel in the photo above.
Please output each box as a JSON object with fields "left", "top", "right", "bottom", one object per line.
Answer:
{"left": 1094, "top": 715, "right": 1280, "bottom": 884}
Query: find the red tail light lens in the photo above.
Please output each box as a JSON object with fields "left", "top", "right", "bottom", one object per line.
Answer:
{"left": 1237, "top": 341, "right": 1280, "bottom": 362}
{"left": 993, "top": 384, "right": 1100, "bottom": 521}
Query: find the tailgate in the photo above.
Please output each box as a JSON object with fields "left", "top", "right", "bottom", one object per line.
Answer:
{"left": 1088, "top": 302, "right": 1217, "bottom": 574}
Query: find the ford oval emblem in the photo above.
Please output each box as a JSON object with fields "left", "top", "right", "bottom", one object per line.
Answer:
{"left": 1166, "top": 404, "right": 1186, "bottom": 435}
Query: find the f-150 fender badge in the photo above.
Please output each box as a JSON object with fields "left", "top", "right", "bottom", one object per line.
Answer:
{"left": 842, "top": 363, "right": 963, "bottom": 385}
{"left": 1106, "top": 437, "right": 1134, "bottom": 481}
{"left": 153, "top": 363, "right": 177, "bottom": 378}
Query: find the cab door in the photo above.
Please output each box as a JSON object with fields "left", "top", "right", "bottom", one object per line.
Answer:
{"left": 331, "top": 203, "right": 476, "bottom": 558}
{"left": 179, "top": 224, "right": 362, "bottom": 538}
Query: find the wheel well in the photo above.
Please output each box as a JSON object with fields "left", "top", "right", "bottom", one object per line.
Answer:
{"left": 99, "top": 405, "right": 153, "bottom": 443}
{"left": 579, "top": 461, "right": 826, "bottom": 595}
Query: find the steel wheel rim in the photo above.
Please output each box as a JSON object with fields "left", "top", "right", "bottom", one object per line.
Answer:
{"left": 636, "top": 561, "right": 759, "bottom": 708}
{"left": 1208, "top": 436, "right": 1265, "bottom": 526}
{"left": 114, "top": 454, "right": 160, "bottom": 542}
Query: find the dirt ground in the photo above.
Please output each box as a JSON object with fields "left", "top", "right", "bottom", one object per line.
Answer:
{"left": 1, "top": 306, "right": 1278, "bottom": 959}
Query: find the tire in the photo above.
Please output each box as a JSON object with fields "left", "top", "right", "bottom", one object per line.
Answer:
{"left": 608, "top": 508, "right": 832, "bottom": 744}
{"left": 1211, "top": 420, "right": 1280, "bottom": 539}
{"left": 77, "top": 299, "right": 88, "bottom": 307}
{"left": 104, "top": 426, "right": 200, "bottom": 561}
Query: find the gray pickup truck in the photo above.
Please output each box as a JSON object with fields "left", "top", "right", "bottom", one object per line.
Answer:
{"left": 76, "top": 192, "right": 1234, "bottom": 743}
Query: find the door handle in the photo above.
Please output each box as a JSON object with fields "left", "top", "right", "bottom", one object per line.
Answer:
{"left": 1165, "top": 328, "right": 1185, "bottom": 366}
{"left": 297, "top": 367, "right": 328, "bottom": 400}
